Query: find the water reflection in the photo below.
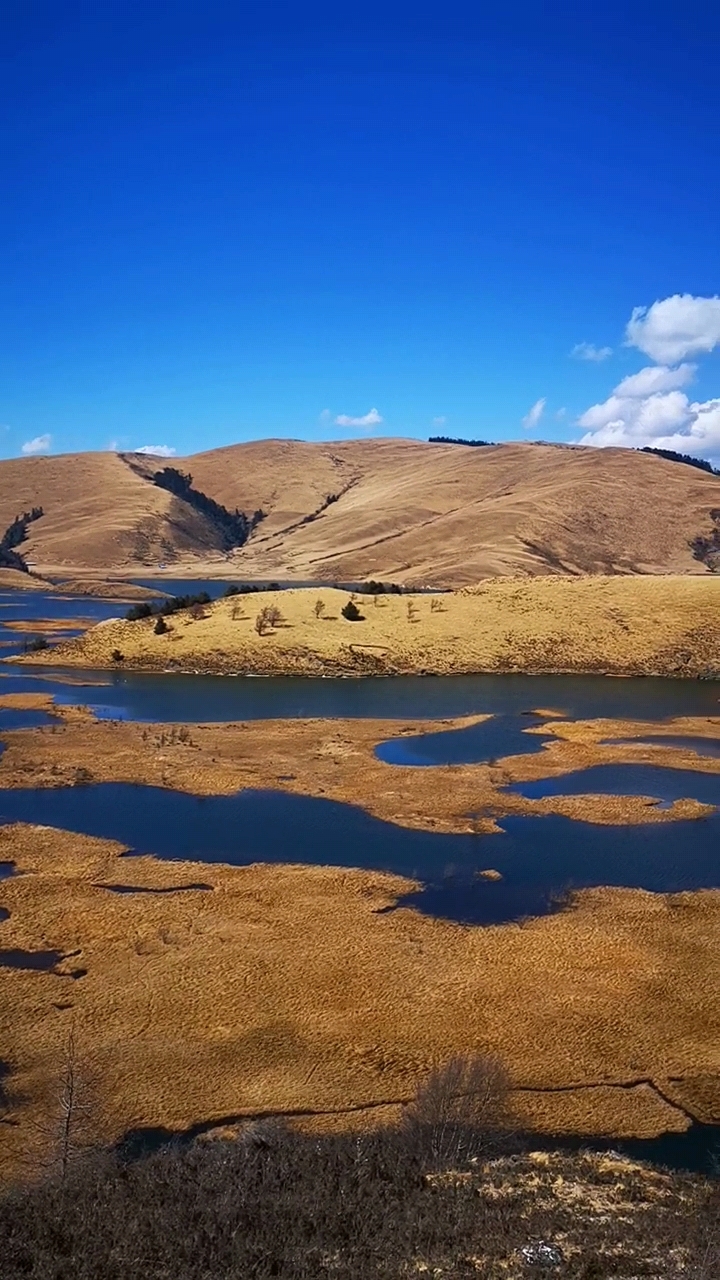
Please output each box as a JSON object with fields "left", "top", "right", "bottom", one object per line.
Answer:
{"left": 0, "top": 783, "right": 718, "bottom": 926}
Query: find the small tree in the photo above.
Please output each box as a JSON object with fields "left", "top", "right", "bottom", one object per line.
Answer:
{"left": 154, "top": 615, "right": 168, "bottom": 635}
{"left": 111, "top": 649, "right": 124, "bottom": 663}
{"left": 341, "top": 600, "right": 364, "bottom": 622}
{"left": 403, "top": 1054, "right": 509, "bottom": 1169}
{"left": 29, "top": 1027, "right": 99, "bottom": 1179}
{"left": 314, "top": 599, "right": 326, "bottom": 619}
{"left": 254, "top": 604, "right": 283, "bottom": 635}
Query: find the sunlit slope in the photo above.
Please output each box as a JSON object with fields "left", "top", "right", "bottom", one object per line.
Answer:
{"left": 1, "top": 439, "right": 719, "bottom": 582}
{"left": 179, "top": 438, "right": 720, "bottom": 585}
{"left": 0, "top": 451, "right": 231, "bottom": 574}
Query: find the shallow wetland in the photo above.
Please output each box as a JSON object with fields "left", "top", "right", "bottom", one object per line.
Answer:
{"left": 1, "top": 585, "right": 720, "bottom": 1181}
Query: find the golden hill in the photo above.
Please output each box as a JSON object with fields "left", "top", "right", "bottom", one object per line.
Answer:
{"left": 21, "top": 577, "right": 720, "bottom": 679}
{"left": 2, "top": 439, "right": 720, "bottom": 585}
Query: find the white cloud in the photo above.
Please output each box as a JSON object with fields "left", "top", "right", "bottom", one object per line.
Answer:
{"left": 577, "top": 363, "right": 720, "bottom": 460}
{"left": 134, "top": 444, "right": 176, "bottom": 457}
{"left": 612, "top": 363, "right": 696, "bottom": 398}
{"left": 522, "top": 397, "right": 545, "bottom": 430}
{"left": 21, "top": 434, "right": 51, "bottom": 455}
{"left": 626, "top": 294, "right": 720, "bottom": 364}
{"left": 555, "top": 407, "right": 567, "bottom": 420}
{"left": 571, "top": 342, "right": 613, "bottom": 362}
{"left": 432, "top": 415, "right": 447, "bottom": 425}
{"left": 318, "top": 409, "right": 332, "bottom": 422}
{"left": 334, "top": 407, "right": 383, "bottom": 428}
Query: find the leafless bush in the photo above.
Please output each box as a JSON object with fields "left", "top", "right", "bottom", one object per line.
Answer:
{"left": 406, "top": 600, "right": 419, "bottom": 622}
{"left": 430, "top": 597, "right": 446, "bottom": 612}
{"left": 27, "top": 1028, "right": 100, "bottom": 1180}
{"left": 255, "top": 604, "right": 284, "bottom": 635}
{"left": 404, "top": 1053, "right": 510, "bottom": 1168}
{"left": 313, "top": 599, "right": 325, "bottom": 619}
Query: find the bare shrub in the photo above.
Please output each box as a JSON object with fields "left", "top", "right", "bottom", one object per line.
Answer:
{"left": 188, "top": 602, "right": 206, "bottom": 621}
{"left": 255, "top": 604, "right": 284, "bottom": 635}
{"left": 430, "top": 597, "right": 446, "bottom": 613}
{"left": 28, "top": 1028, "right": 100, "bottom": 1180}
{"left": 314, "top": 599, "right": 326, "bottom": 619}
{"left": 406, "top": 600, "right": 419, "bottom": 622}
{"left": 404, "top": 1053, "right": 510, "bottom": 1168}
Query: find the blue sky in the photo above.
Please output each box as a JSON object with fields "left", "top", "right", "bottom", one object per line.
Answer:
{"left": 2, "top": 1, "right": 720, "bottom": 461}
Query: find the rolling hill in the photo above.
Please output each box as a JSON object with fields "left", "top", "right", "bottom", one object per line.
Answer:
{"left": 1, "top": 438, "right": 720, "bottom": 586}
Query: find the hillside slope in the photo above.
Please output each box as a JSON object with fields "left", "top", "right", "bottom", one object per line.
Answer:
{"left": 1, "top": 439, "right": 719, "bottom": 584}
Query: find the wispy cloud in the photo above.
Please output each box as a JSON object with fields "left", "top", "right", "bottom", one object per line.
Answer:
{"left": 571, "top": 342, "right": 613, "bottom": 362}
{"left": 334, "top": 408, "right": 383, "bottom": 429}
{"left": 134, "top": 444, "right": 176, "bottom": 457}
{"left": 432, "top": 415, "right": 447, "bottom": 426}
{"left": 626, "top": 293, "right": 720, "bottom": 364}
{"left": 522, "top": 398, "right": 546, "bottom": 430}
{"left": 555, "top": 407, "right": 567, "bottom": 420}
{"left": 21, "top": 433, "right": 51, "bottom": 455}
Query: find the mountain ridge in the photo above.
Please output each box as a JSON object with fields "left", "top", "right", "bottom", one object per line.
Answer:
{"left": 1, "top": 438, "right": 719, "bottom": 585}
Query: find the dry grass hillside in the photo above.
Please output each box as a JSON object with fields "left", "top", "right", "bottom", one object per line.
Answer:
{"left": 1, "top": 439, "right": 720, "bottom": 584}
{"left": 21, "top": 576, "right": 720, "bottom": 678}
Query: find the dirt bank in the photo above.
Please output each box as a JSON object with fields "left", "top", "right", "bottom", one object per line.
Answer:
{"left": 16, "top": 577, "right": 720, "bottom": 678}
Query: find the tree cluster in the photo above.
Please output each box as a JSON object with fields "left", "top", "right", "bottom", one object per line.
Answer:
{"left": 125, "top": 592, "right": 212, "bottom": 622}
{"left": 152, "top": 467, "right": 265, "bottom": 550}
{"left": 641, "top": 446, "right": 720, "bottom": 476}
{"left": 360, "top": 580, "right": 403, "bottom": 594}
{"left": 0, "top": 507, "right": 44, "bottom": 572}
{"left": 428, "top": 436, "right": 493, "bottom": 447}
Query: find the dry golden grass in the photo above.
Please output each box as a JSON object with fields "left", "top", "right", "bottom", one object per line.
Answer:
{"left": 3, "top": 439, "right": 720, "bottom": 582}
{"left": 0, "top": 567, "right": 163, "bottom": 601}
{"left": 21, "top": 576, "right": 720, "bottom": 679}
{"left": 2, "top": 820, "right": 720, "bottom": 1183}
{"left": 0, "top": 569, "right": 52, "bottom": 592}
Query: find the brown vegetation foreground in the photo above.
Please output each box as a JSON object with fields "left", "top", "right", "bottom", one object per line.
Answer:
{"left": 2, "top": 816, "right": 720, "bottom": 1184}
{"left": 2, "top": 1136, "right": 718, "bottom": 1279}
{"left": 17, "top": 575, "right": 720, "bottom": 678}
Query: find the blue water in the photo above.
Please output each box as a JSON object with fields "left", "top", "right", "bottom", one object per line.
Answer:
{"left": 1, "top": 662, "right": 719, "bottom": 726}
{"left": 0, "top": 709, "right": 55, "bottom": 731}
{"left": 0, "top": 591, "right": 125, "bottom": 659}
{"left": 510, "top": 764, "right": 720, "bottom": 807}
{"left": 376, "top": 715, "right": 551, "bottom": 765}
{"left": 0, "top": 782, "right": 718, "bottom": 926}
